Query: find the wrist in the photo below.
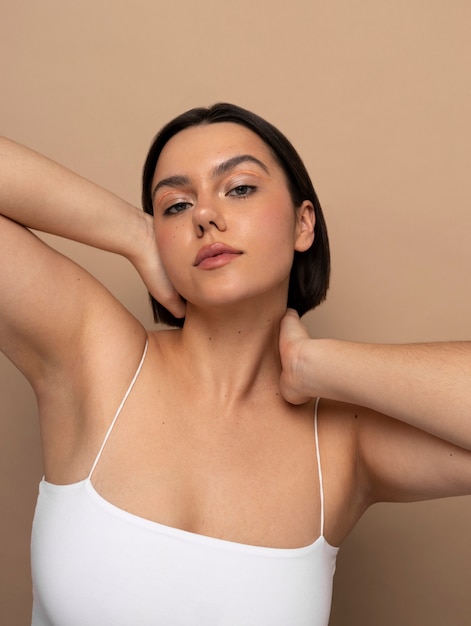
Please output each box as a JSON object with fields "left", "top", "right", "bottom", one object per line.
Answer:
{"left": 123, "top": 209, "right": 154, "bottom": 267}
{"left": 300, "top": 338, "right": 348, "bottom": 401}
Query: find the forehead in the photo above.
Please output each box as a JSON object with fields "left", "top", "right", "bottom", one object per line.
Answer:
{"left": 153, "top": 122, "right": 278, "bottom": 179}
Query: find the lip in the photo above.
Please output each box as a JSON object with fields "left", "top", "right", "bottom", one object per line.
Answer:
{"left": 193, "top": 242, "right": 243, "bottom": 268}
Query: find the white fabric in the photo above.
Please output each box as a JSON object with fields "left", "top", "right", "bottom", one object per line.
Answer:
{"left": 31, "top": 343, "right": 338, "bottom": 625}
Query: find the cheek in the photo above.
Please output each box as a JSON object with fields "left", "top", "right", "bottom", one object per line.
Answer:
{"left": 245, "top": 212, "right": 297, "bottom": 282}
{"left": 255, "top": 205, "right": 297, "bottom": 254}
{"left": 154, "top": 224, "right": 188, "bottom": 281}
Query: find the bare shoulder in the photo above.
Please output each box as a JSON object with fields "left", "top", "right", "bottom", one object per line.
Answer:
{"left": 316, "top": 399, "right": 369, "bottom": 545}
{"left": 38, "top": 314, "right": 148, "bottom": 483}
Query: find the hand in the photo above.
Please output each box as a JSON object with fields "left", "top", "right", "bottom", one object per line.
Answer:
{"left": 279, "top": 309, "right": 312, "bottom": 404}
{"left": 132, "top": 213, "right": 186, "bottom": 319}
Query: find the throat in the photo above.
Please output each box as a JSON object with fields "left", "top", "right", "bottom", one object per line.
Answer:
{"left": 176, "top": 313, "right": 283, "bottom": 401}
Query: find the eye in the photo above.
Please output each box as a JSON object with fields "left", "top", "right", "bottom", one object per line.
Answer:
{"left": 164, "top": 201, "right": 192, "bottom": 216}
{"left": 227, "top": 185, "right": 256, "bottom": 198}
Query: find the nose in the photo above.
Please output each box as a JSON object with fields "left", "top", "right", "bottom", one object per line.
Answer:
{"left": 192, "top": 199, "right": 227, "bottom": 237}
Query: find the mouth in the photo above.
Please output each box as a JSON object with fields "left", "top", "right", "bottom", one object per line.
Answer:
{"left": 193, "top": 243, "right": 243, "bottom": 267}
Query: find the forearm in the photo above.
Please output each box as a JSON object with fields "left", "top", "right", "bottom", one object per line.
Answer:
{"left": 303, "top": 339, "right": 471, "bottom": 448}
{"left": 0, "top": 136, "right": 148, "bottom": 262}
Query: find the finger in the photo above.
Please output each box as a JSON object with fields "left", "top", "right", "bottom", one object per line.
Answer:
{"left": 280, "top": 309, "right": 299, "bottom": 333}
{"left": 166, "top": 294, "right": 186, "bottom": 319}
{"left": 153, "top": 284, "right": 186, "bottom": 319}
{"left": 281, "top": 309, "right": 304, "bottom": 333}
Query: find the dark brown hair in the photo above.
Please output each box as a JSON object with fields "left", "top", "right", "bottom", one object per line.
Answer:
{"left": 142, "top": 103, "right": 330, "bottom": 327}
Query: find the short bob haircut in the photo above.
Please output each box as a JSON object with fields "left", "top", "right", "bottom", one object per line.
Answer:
{"left": 142, "top": 103, "right": 330, "bottom": 327}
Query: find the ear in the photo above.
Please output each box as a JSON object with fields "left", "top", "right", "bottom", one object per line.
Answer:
{"left": 294, "top": 200, "right": 315, "bottom": 252}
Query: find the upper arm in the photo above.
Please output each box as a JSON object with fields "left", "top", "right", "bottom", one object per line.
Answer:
{"left": 0, "top": 214, "right": 138, "bottom": 387}
{"left": 356, "top": 405, "right": 471, "bottom": 505}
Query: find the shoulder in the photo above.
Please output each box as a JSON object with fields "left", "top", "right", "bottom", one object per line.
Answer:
{"left": 316, "top": 398, "right": 369, "bottom": 545}
{"left": 317, "top": 398, "right": 361, "bottom": 462}
{"left": 38, "top": 318, "right": 149, "bottom": 482}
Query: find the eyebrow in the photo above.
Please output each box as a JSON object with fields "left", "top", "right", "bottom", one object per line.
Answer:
{"left": 212, "top": 154, "right": 270, "bottom": 178}
{"left": 152, "top": 175, "right": 191, "bottom": 198}
{"left": 151, "top": 154, "right": 270, "bottom": 199}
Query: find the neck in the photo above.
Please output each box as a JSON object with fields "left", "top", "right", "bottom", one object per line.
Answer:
{"left": 174, "top": 300, "right": 286, "bottom": 405}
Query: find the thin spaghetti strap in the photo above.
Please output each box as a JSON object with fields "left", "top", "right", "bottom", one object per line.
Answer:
{"left": 314, "top": 397, "right": 325, "bottom": 537}
{"left": 88, "top": 338, "right": 149, "bottom": 480}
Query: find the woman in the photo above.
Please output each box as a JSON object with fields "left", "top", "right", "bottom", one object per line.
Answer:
{"left": 1, "top": 103, "right": 470, "bottom": 625}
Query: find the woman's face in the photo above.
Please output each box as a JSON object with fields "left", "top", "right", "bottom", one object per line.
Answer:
{"left": 151, "top": 122, "right": 314, "bottom": 313}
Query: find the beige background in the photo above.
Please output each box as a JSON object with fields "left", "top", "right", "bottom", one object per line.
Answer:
{"left": 1, "top": 1, "right": 470, "bottom": 624}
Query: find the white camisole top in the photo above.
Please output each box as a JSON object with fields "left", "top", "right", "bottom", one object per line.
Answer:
{"left": 31, "top": 340, "right": 338, "bottom": 625}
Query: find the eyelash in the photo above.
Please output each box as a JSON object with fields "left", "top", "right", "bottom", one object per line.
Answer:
{"left": 162, "top": 185, "right": 257, "bottom": 216}
{"left": 227, "top": 184, "right": 257, "bottom": 198}
{"left": 163, "top": 202, "right": 192, "bottom": 216}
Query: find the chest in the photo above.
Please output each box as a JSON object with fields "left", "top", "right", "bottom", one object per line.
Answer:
{"left": 33, "top": 477, "right": 337, "bottom": 626}
{"left": 90, "top": 393, "right": 323, "bottom": 548}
